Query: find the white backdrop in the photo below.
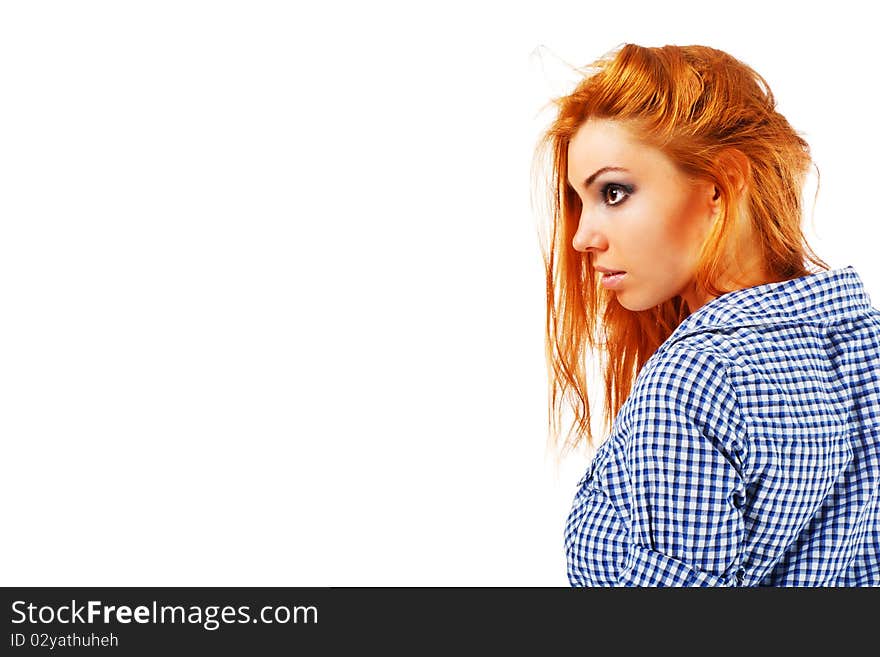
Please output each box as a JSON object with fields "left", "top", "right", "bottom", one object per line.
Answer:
{"left": 1, "top": 0, "right": 877, "bottom": 586}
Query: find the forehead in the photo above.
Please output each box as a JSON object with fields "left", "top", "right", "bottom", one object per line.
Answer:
{"left": 570, "top": 119, "right": 640, "bottom": 155}
{"left": 567, "top": 119, "right": 663, "bottom": 182}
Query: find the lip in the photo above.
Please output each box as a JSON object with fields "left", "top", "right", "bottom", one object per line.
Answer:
{"left": 594, "top": 266, "right": 627, "bottom": 274}
{"left": 599, "top": 271, "right": 627, "bottom": 289}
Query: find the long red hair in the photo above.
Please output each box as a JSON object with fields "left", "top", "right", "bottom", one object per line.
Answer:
{"left": 532, "top": 43, "right": 829, "bottom": 458}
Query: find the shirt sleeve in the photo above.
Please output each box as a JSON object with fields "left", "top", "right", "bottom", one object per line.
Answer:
{"left": 617, "top": 345, "right": 749, "bottom": 586}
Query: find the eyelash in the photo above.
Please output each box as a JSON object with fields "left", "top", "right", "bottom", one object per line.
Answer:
{"left": 600, "top": 182, "right": 634, "bottom": 207}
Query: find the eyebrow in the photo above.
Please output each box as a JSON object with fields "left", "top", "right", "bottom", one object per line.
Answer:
{"left": 568, "top": 166, "right": 631, "bottom": 190}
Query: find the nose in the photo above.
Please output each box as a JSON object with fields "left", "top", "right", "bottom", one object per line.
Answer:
{"left": 571, "top": 209, "right": 607, "bottom": 253}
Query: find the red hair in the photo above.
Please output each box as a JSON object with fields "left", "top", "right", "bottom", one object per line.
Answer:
{"left": 532, "top": 43, "right": 829, "bottom": 457}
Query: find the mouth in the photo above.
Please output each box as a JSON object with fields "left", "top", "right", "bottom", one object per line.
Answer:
{"left": 599, "top": 271, "right": 627, "bottom": 289}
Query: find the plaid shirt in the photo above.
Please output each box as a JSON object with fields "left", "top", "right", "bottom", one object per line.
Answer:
{"left": 565, "top": 265, "right": 880, "bottom": 586}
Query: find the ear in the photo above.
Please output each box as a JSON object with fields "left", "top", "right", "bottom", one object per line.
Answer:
{"left": 710, "top": 148, "right": 751, "bottom": 215}
{"left": 716, "top": 148, "right": 751, "bottom": 195}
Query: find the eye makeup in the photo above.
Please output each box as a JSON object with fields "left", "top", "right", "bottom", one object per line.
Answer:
{"left": 600, "top": 182, "right": 635, "bottom": 207}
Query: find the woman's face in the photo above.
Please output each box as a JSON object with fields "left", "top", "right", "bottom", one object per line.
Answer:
{"left": 566, "top": 118, "right": 719, "bottom": 312}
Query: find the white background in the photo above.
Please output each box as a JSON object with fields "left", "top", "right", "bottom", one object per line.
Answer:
{"left": 1, "top": 1, "right": 877, "bottom": 586}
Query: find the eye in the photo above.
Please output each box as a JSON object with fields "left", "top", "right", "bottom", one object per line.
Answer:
{"left": 600, "top": 182, "right": 633, "bottom": 207}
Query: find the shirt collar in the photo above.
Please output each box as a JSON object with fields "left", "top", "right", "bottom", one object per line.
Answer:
{"left": 662, "top": 265, "right": 875, "bottom": 350}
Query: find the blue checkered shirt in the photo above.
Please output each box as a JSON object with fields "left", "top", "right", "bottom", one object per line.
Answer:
{"left": 565, "top": 265, "right": 880, "bottom": 586}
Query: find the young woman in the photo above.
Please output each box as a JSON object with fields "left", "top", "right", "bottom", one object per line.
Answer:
{"left": 533, "top": 43, "right": 880, "bottom": 586}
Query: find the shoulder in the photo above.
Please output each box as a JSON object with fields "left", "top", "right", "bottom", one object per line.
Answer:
{"left": 625, "top": 342, "right": 738, "bottom": 418}
{"left": 617, "top": 342, "right": 749, "bottom": 468}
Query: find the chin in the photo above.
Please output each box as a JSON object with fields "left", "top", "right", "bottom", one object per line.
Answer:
{"left": 613, "top": 291, "right": 643, "bottom": 312}
{"left": 618, "top": 299, "right": 653, "bottom": 312}
{"left": 615, "top": 290, "right": 670, "bottom": 313}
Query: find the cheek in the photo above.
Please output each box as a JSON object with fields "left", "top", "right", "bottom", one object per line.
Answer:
{"left": 627, "top": 205, "right": 689, "bottom": 259}
{"left": 654, "top": 196, "right": 709, "bottom": 254}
